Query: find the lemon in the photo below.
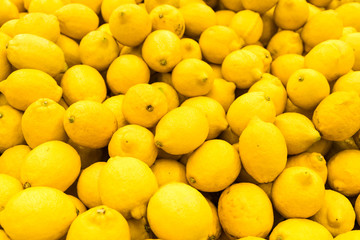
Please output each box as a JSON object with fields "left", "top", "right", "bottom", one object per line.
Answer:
{"left": 227, "top": 92, "right": 276, "bottom": 136}
{"left": 239, "top": 117, "right": 287, "bottom": 183}
{"left": 218, "top": 183, "right": 273, "bottom": 238}
{"left": 150, "top": 159, "right": 187, "bottom": 187}
{"left": 99, "top": 156, "right": 158, "bottom": 219}
{"left": 0, "top": 145, "right": 30, "bottom": 180}
{"left": 336, "top": 2, "right": 360, "bottom": 31}
{"left": 269, "top": 219, "right": 333, "bottom": 240}
{"left": 206, "top": 199, "right": 222, "bottom": 240}
{"left": 64, "top": 100, "right": 118, "bottom": 149}
{"left": 229, "top": 10, "right": 263, "bottom": 45}
{"left": 180, "top": 3, "right": 216, "bottom": 39}
{"left": 306, "top": 138, "right": 333, "bottom": 156}
{"left": 55, "top": 3, "right": 99, "bottom": 40}
{"left": 147, "top": 182, "right": 212, "bottom": 240}
{"left": 127, "top": 218, "right": 151, "bottom": 240}
{"left": 356, "top": 194, "right": 360, "bottom": 225}
{"left": 284, "top": 97, "right": 314, "bottom": 119}
{"left": 238, "top": 238, "right": 266, "bottom": 240}
{"left": 28, "top": 0, "right": 69, "bottom": 14}
{"left": 145, "top": 0, "right": 180, "bottom": 12}
{"left": 205, "top": 78, "right": 236, "bottom": 112}
{"left": 172, "top": 59, "right": 214, "bottom": 97}
{"left": 107, "top": 55, "right": 150, "bottom": 95}
{"left": 305, "top": 39, "right": 355, "bottom": 82}
{"left": 260, "top": 8, "right": 278, "bottom": 46}
{"left": 68, "top": 139, "right": 104, "bottom": 169}
{"left": 0, "top": 93, "right": 7, "bottom": 106}
{"left": 308, "top": 0, "right": 332, "bottom": 7}
{"left": 221, "top": 49, "right": 264, "bottom": 88}
{"left": 180, "top": 38, "right": 202, "bottom": 60}
{"left": 0, "top": 187, "right": 77, "bottom": 240}
{"left": 21, "top": 98, "right": 67, "bottom": 148}
{"left": 154, "top": 106, "right": 209, "bottom": 155}
{"left": 151, "top": 82, "right": 179, "bottom": 111}
{"left": 71, "top": 0, "right": 102, "bottom": 13}
{"left": 342, "top": 26, "right": 357, "bottom": 37}
{"left": 186, "top": 139, "right": 240, "bottom": 192}
{"left": 215, "top": 10, "right": 235, "bottom": 26}
{"left": 103, "top": 95, "right": 127, "bottom": 129}
{"left": 6, "top": 34, "right": 67, "bottom": 77}
{"left": 120, "top": 44, "right": 142, "bottom": 58}
{"left": 0, "top": 230, "right": 10, "bottom": 240}
{"left": 270, "top": 53, "right": 305, "bottom": 86}
{"left": 286, "top": 152, "right": 327, "bottom": 184}
{"left": 0, "top": 174, "right": 23, "bottom": 212}
{"left": 301, "top": 10, "right": 343, "bottom": 51}
{"left": 109, "top": 4, "right": 151, "bottom": 47}
{"left": 0, "top": 32, "right": 12, "bottom": 82}
{"left": 0, "top": 0, "right": 18, "bottom": 26}
{"left": 243, "top": 45, "right": 272, "bottom": 73}
{"left": 248, "top": 74, "right": 287, "bottom": 115}
{"left": 149, "top": 4, "right": 185, "bottom": 38}
{"left": 55, "top": 34, "right": 81, "bottom": 68}
{"left": 341, "top": 33, "right": 360, "bottom": 71}
{"left": 312, "top": 189, "right": 355, "bottom": 236}
{"left": 274, "top": 0, "right": 309, "bottom": 30}
{"left": 333, "top": 71, "right": 360, "bottom": 95}
{"left": 219, "top": 126, "right": 238, "bottom": 145}
{"left": 0, "top": 20, "right": 18, "bottom": 38}
{"left": 313, "top": 91, "right": 360, "bottom": 141}
{"left": 0, "top": 105, "right": 24, "bottom": 152}
{"left": 335, "top": 231, "right": 360, "bottom": 240}
{"left": 101, "top": 0, "right": 136, "bottom": 23}
{"left": 267, "top": 30, "right": 303, "bottom": 59}
{"left": 241, "top": 0, "right": 277, "bottom": 14}
{"left": 219, "top": 0, "right": 243, "bottom": 11}
{"left": 67, "top": 195, "right": 86, "bottom": 215}
{"left": 77, "top": 162, "right": 105, "bottom": 208}
{"left": 328, "top": 149, "right": 360, "bottom": 196}
{"left": 272, "top": 166, "right": 325, "bottom": 218}
{"left": 199, "top": 25, "right": 243, "bottom": 64}
{"left": 14, "top": 12, "right": 60, "bottom": 42}
{"left": 122, "top": 83, "right": 168, "bottom": 128}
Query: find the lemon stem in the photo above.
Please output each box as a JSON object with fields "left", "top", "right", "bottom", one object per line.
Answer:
{"left": 189, "top": 177, "right": 196, "bottom": 184}
{"left": 23, "top": 182, "right": 31, "bottom": 189}
{"left": 160, "top": 59, "right": 167, "bottom": 66}
{"left": 97, "top": 208, "right": 106, "bottom": 214}
{"left": 155, "top": 141, "right": 163, "bottom": 148}
{"left": 69, "top": 116, "right": 75, "bottom": 123}
{"left": 146, "top": 105, "right": 154, "bottom": 112}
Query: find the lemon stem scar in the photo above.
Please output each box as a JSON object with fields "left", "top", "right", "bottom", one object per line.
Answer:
{"left": 42, "top": 100, "right": 48, "bottom": 106}
{"left": 68, "top": 115, "right": 75, "bottom": 123}
{"left": 160, "top": 59, "right": 167, "bottom": 66}
{"left": 155, "top": 141, "right": 163, "bottom": 148}
{"left": 208, "top": 235, "right": 216, "bottom": 240}
{"left": 76, "top": 208, "right": 80, "bottom": 216}
{"left": 144, "top": 224, "right": 151, "bottom": 233}
{"left": 265, "top": 95, "right": 271, "bottom": 101}
{"left": 97, "top": 208, "right": 106, "bottom": 214}
{"left": 23, "top": 182, "right": 31, "bottom": 189}
{"left": 0, "top": 113, "right": 3, "bottom": 118}
{"left": 146, "top": 105, "right": 154, "bottom": 112}
{"left": 202, "top": 77, "right": 208, "bottom": 83}
{"left": 317, "top": 155, "right": 324, "bottom": 161}
{"left": 189, "top": 177, "right": 196, "bottom": 184}
{"left": 159, "top": 13, "right": 164, "bottom": 18}
{"left": 276, "top": 236, "right": 283, "bottom": 240}
{"left": 298, "top": 76, "right": 304, "bottom": 82}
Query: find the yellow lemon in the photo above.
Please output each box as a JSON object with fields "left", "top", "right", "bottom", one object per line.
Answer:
{"left": 284, "top": 97, "right": 313, "bottom": 119}
{"left": 6, "top": 34, "right": 67, "bottom": 77}
{"left": 70, "top": 0, "right": 102, "bottom": 13}
{"left": 335, "top": 230, "right": 360, "bottom": 240}
{"left": 274, "top": 0, "right": 309, "bottom": 30}
{"left": 312, "top": 189, "right": 356, "bottom": 236}
{"left": 286, "top": 152, "right": 328, "bottom": 184}
{"left": 342, "top": 26, "right": 357, "bottom": 37}
{"left": 67, "top": 205, "right": 130, "bottom": 240}
{"left": 127, "top": 218, "right": 151, "bottom": 240}
{"left": 180, "top": 37, "right": 202, "bottom": 60}
{"left": 239, "top": 117, "right": 287, "bottom": 183}
{"left": 218, "top": 183, "right": 274, "bottom": 238}
{"left": 61, "top": 65, "right": 107, "bottom": 105}
{"left": 227, "top": 92, "right": 276, "bottom": 136}
{"left": 149, "top": 4, "right": 185, "bottom": 38}
{"left": 238, "top": 238, "right": 266, "bottom": 240}
{"left": 0, "top": 105, "right": 24, "bottom": 152}
{"left": 103, "top": 95, "right": 127, "bottom": 129}
{"left": 180, "top": 3, "right": 216, "bottom": 39}
{"left": 304, "top": 39, "right": 355, "bottom": 81}
{"left": 270, "top": 53, "right": 305, "bottom": 86}
{"left": 312, "top": 91, "right": 360, "bottom": 141}
{"left": 172, "top": 58, "right": 214, "bottom": 97}
{"left": 327, "top": 149, "right": 360, "bottom": 196}
{"left": 147, "top": 182, "right": 212, "bottom": 240}
{"left": 106, "top": 55, "right": 150, "bottom": 94}
{"left": 1, "top": 186, "right": 78, "bottom": 240}
{"left": 150, "top": 159, "right": 187, "bottom": 187}
{"left": 0, "top": 19, "right": 18, "bottom": 37}
{"left": 21, "top": 98, "right": 67, "bottom": 148}
{"left": 301, "top": 10, "right": 343, "bottom": 51}
{"left": 0, "top": 0, "right": 18, "bottom": 26}
{"left": 215, "top": 10, "right": 235, "bottom": 26}
{"left": 229, "top": 10, "right": 263, "bottom": 45}
{"left": 336, "top": 2, "right": 360, "bottom": 31}
{"left": 154, "top": 106, "right": 209, "bottom": 155}
{"left": 186, "top": 139, "right": 240, "bottom": 192}
{"left": 20, "top": 140, "right": 80, "bottom": 191}
{"left": 287, "top": 68, "right": 330, "bottom": 110}
{"left": 28, "top": 0, "right": 69, "bottom": 14}
{"left": 205, "top": 78, "right": 236, "bottom": 112}
{"left": 122, "top": 83, "right": 168, "bottom": 128}
{"left": 333, "top": 71, "right": 360, "bottom": 95}
{"left": 0, "top": 230, "right": 10, "bottom": 240}
{"left": 306, "top": 138, "right": 333, "bottom": 156}
{"left": 14, "top": 12, "right": 60, "bottom": 42}
{"left": 219, "top": 126, "right": 238, "bottom": 145}
{"left": 120, "top": 44, "right": 142, "bottom": 58}
{"left": 64, "top": 100, "right": 118, "bottom": 149}
{"left": 67, "top": 195, "right": 86, "bottom": 214}
{"left": 199, "top": 25, "right": 243, "bottom": 64}
{"left": 151, "top": 82, "right": 179, "bottom": 111}
{"left": 267, "top": 30, "right": 303, "bottom": 59}
{"left": 55, "top": 3, "right": 99, "bottom": 40}
{"left": 341, "top": 33, "right": 360, "bottom": 71}
{"left": 243, "top": 45, "right": 272, "bottom": 73}
{"left": 308, "top": 0, "right": 332, "bottom": 7}
{"left": 77, "top": 162, "right": 106, "bottom": 208}
{"left": 248, "top": 74, "right": 287, "bottom": 115}
{"left": 269, "top": 218, "right": 333, "bottom": 240}
{"left": 272, "top": 166, "right": 325, "bottom": 218}
{"left": 0, "top": 145, "right": 30, "bottom": 180}
{"left": 219, "top": 0, "right": 243, "bottom": 11}
{"left": 0, "top": 174, "right": 23, "bottom": 211}
{"left": 0, "top": 93, "right": 7, "bottom": 106}
{"left": 221, "top": 49, "right": 264, "bottom": 88}
{"left": 109, "top": 4, "right": 151, "bottom": 47}
{"left": 206, "top": 199, "right": 222, "bottom": 240}
{"left": 0, "top": 32, "right": 12, "bottom": 82}
{"left": 260, "top": 7, "right": 278, "bottom": 46}
{"left": 101, "top": 0, "right": 136, "bottom": 23}
{"left": 99, "top": 156, "right": 158, "bottom": 219}
{"left": 55, "top": 34, "right": 81, "bottom": 68}
{"left": 68, "top": 139, "right": 104, "bottom": 169}
{"left": 356, "top": 194, "right": 360, "bottom": 225}
{"left": 79, "top": 30, "right": 119, "bottom": 71}
{"left": 144, "top": 0, "right": 180, "bottom": 12}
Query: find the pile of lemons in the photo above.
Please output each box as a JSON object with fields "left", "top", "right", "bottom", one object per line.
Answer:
{"left": 2, "top": 0, "right": 360, "bottom": 239}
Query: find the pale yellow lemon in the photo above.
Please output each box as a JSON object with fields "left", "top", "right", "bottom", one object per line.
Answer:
{"left": 0, "top": 32, "right": 12, "bottom": 82}
{"left": 270, "top": 53, "right": 305, "bottom": 86}
{"left": 103, "top": 95, "right": 127, "bottom": 129}
{"left": 101, "top": 0, "right": 136, "bottom": 23}
{"left": 0, "top": 145, "right": 30, "bottom": 180}
{"left": 267, "top": 30, "right": 303, "bottom": 59}
{"left": 55, "top": 34, "right": 81, "bottom": 67}
{"left": 336, "top": 2, "right": 360, "bottom": 31}
{"left": 151, "top": 159, "right": 187, "bottom": 187}
{"left": 151, "top": 82, "right": 179, "bottom": 111}
{"left": 215, "top": 10, "right": 235, "bottom": 26}
{"left": 242, "top": 45, "right": 272, "bottom": 73}
{"left": 180, "top": 38, "right": 202, "bottom": 60}
{"left": 333, "top": 71, "right": 360, "bottom": 95}
{"left": 0, "top": 0, "right": 19, "bottom": 26}
{"left": 341, "top": 33, "right": 360, "bottom": 71}
{"left": 0, "top": 105, "right": 24, "bottom": 152}
{"left": 205, "top": 78, "right": 236, "bottom": 112}
{"left": 229, "top": 10, "right": 263, "bottom": 45}
{"left": 0, "top": 174, "right": 23, "bottom": 211}
{"left": 274, "top": 0, "right": 309, "bottom": 30}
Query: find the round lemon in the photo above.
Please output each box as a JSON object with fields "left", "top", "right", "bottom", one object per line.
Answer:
{"left": 335, "top": 230, "right": 360, "bottom": 240}
{"left": 102, "top": 95, "right": 127, "bottom": 129}
{"left": 274, "top": 0, "right": 309, "bottom": 30}
{"left": 333, "top": 71, "right": 360, "bottom": 95}
{"left": 0, "top": 145, "right": 30, "bottom": 180}
{"left": 308, "top": 0, "right": 332, "bottom": 7}
{"left": 180, "top": 37, "right": 202, "bottom": 60}
{"left": 0, "top": 105, "right": 24, "bottom": 153}
{"left": 55, "top": 34, "right": 81, "bottom": 68}
{"left": 229, "top": 10, "right": 263, "bottom": 45}
{"left": 0, "top": 174, "right": 23, "bottom": 211}
{"left": 151, "top": 82, "right": 179, "bottom": 111}
{"left": 270, "top": 53, "right": 305, "bottom": 86}
{"left": 336, "top": 2, "right": 360, "bottom": 31}
{"left": 150, "top": 159, "right": 187, "bottom": 187}
{"left": 144, "top": 0, "right": 180, "bottom": 12}
{"left": 0, "top": 19, "right": 18, "bottom": 38}
{"left": 101, "top": 0, "right": 136, "bottom": 23}
{"left": 215, "top": 10, "right": 236, "bottom": 26}
{"left": 267, "top": 30, "right": 303, "bottom": 59}
{"left": 242, "top": 45, "right": 272, "bottom": 73}
{"left": 28, "top": 0, "right": 69, "bottom": 14}
{"left": 205, "top": 78, "right": 236, "bottom": 112}
{"left": 219, "top": 0, "right": 243, "bottom": 11}
{"left": 0, "top": 0, "right": 18, "bottom": 26}
{"left": 71, "top": 0, "right": 103, "bottom": 13}
{"left": 241, "top": 0, "right": 278, "bottom": 14}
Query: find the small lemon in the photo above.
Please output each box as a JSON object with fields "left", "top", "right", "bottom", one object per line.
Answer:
{"left": 0, "top": 145, "right": 30, "bottom": 180}
{"left": 312, "top": 189, "right": 356, "bottom": 236}
{"left": 242, "top": 45, "right": 272, "bottom": 73}
{"left": 312, "top": 91, "right": 360, "bottom": 141}
{"left": 270, "top": 53, "right": 305, "bottom": 86}
{"left": 103, "top": 95, "right": 127, "bottom": 129}
{"left": 127, "top": 218, "right": 152, "bottom": 240}
{"left": 180, "top": 38, "right": 202, "bottom": 60}
{"left": 267, "top": 30, "right": 304, "bottom": 59}
{"left": 274, "top": 0, "right": 309, "bottom": 30}
{"left": 142, "top": 30, "right": 182, "bottom": 73}
{"left": 55, "top": 34, "right": 81, "bottom": 67}
{"left": 106, "top": 55, "right": 150, "bottom": 95}
{"left": 0, "top": 105, "right": 24, "bottom": 153}
{"left": 341, "top": 33, "right": 360, "bottom": 71}
{"left": 306, "top": 138, "right": 333, "bottom": 156}
{"left": 260, "top": 8, "right": 278, "bottom": 46}
{"left": 336, "top": 2, "right": 360, "bottom": 31}
{"left": 0, "top": 32, "right": 12, "bottom": 82}
{"left": 333, "top": 71, "right": 360, "bottom": 95}
{"left": 63, "top": 100, "right": 118, "bottom": 149}
{"left": 147, "top": 182, "right": 212, "bottom": 240}
{"left": 221, "top": 49, "right": 264, "bottom": 88}
{"left": 239, "top": 117, "right": 287, "bottom": 183}
{"left": 77, "top": 162, "right": 106, "bottom": 208}
{"left": 218, "top": 183, "right": 274, "bottom": 238}
{"left": 68, "top": 139, "right": 104, "bottom": 169}
{"left": 101, "top": 0, "right": 136, "bottom": 23}
{"left": 335, "top": 230, "right": 360, "bottom": 240}
{"left": 154, "top": 106, "right": 209, "bottom": 155}
{"left": 151, "top": 82, "right": 179, "bottom": 111}
{"left": 151, "top": 159, "right": 187, "bottom": 187}
{"left": 28, "top": 0, "right": 69, "bottom": 14}
{"left": 0, "top": 174, "right": 23, "bottom": 211}
{"left": 99, "top": 156, "right": 158, "bottom": 219}
{"left": 205, "top": 78, "right": 236, "bottom": 112}
{"left": 215, "top": 10, "right": 235, "bottom": 26}
{"left": 172, "top": 58, "right": 214, "bottom": 97}
{"left": 71, "top": 0, "right": 103, "bottom": 13}
{"left": 0, "top": 0, "right": 18, "bottom": 26}
{"left": 206, "top": 199, "right": 222, "bottom": 240}
{"left": 229, "top": 10, "right": 263, "bottom": 45}
{"left": 21, "top": 98, "right": 67, "bottom": 148}
{"left": 227, "top": 92, "right": 276, "bottom": 136}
